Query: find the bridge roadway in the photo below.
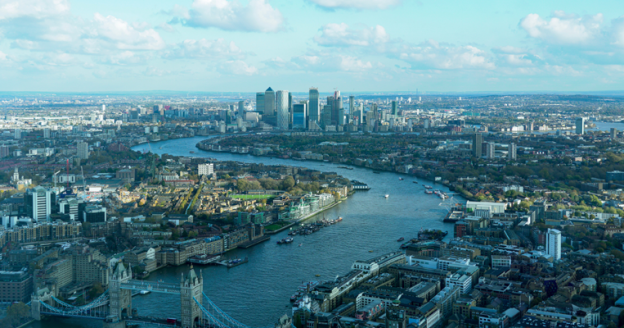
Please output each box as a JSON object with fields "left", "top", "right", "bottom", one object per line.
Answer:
{"left": 121, "top": 279, "right": 181, "bottom": 294}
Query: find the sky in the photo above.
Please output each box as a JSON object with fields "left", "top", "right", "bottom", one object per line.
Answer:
{"left": 1, "top": 0, "right": 624, "bottom": 93}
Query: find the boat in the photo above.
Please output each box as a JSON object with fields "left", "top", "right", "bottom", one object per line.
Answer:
{"left": 425, "top": 190, "right": 433, "bottom": 194}
{"left": 400, "top": 242, "right": 411, "bottom": 249}
{"left": 373, "top": 171, "right": 380, "bottom": 174}
{"left": 315, "top": 274, "right": 321, "bottom": 277}
{"left": 336, "top": 217, "right": 342, "bottom": 222}
{"left": 277, "top": 237, "right": 294, "bottom": 245}
{"left": 189, "top": 151, "right": 195, "bottom": 154}
{"left": 140, "top": 290, "right": 151, "bottom": 295}
{"left": 413, "top": 181, "right": 418, "bottom": 184}
{"left": 397, "top": 237, "right": 404, "bottom": 242}
{"left": 385, "top": 194, "right": 389, "bottom": 198}
{"left": 399, "top": 177, "right": 404, "bottom": 181}
{"left": 424, "top": 185, "right": 432, "bottom": 189}
{"left": 369, "top": 250, "right": 374, "bottom": 252}
{"left": 298, "top": 243, "right": 303, "bottom": 247}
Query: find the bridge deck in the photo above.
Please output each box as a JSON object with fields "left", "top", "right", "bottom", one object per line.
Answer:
{"left": 120, "top": 280, "right": 181, "bottom": 294}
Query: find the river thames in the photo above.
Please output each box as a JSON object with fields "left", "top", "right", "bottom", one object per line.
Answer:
{"left": 31, "top": 136, "right": 461, "bottom": 328}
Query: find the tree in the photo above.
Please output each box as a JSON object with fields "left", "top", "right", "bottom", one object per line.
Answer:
{"left": 281, "top": 176, "right": 295, "bottom": 190}
{"left": 88, "top": 282, "right": 105, "bottom": 299}
{"left": 5, "top": 302, "right": 30, "bottom": 326}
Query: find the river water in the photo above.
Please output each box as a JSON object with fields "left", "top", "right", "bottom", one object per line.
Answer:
{"left": 32, "top": 136, "right": 461, "bottom": 328}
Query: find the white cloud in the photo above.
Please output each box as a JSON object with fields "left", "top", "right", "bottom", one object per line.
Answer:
{"left": 183, "top": 0, "right": 284, "bottom": 32}
{"left": 0, "top": 0, "right": 70, "bottom": 20}
{"left": 92, "top": 13, "right": 165, "bottom": 50}
{"left": 611, "top": 16, "right": 624, "bottom": 47}
{"left": 309, "top": 0, "right": 402, "bottom": 10}
{"left": 293, "top": 53, "right": 373, "bottom": 72}
{"left": 315, "top": 23, "right": 389, "bottom": 48}
{"left": 223, "top": 60, "right": 258, "bottom": 75}
{"left": 163, "top": 38, "right": 246, "bottom": 59}
{"left": 0, "top": 51, "right": 7, "bottom": 61}
{"left": 520, "top": 12, "right": 603, "bottom": 45}
{"left": 399, "top": 41, "right": 495, "bottom": 70}
{"left": 102, "top": 51, "right": 149, "bottom": 66}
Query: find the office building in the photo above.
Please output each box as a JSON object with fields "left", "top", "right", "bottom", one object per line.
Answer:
{"left": 309, "top": 88, "right": 320, "bottom": 123}
{"left": 0, "top": 145, "right": 8, "bottom": 158}
{"left": 576, "top": 117, "right": 585, "bottom": 135}
{"left": 486, "top": 142, "right": 496, "bottom": 159}
{"left": 391, "top": 101, "right": 398, "bottom": 117}
{"left": 264, "top": 87, "right": 276, "bottom": 116}
{"left": 607, "top": 170, "right": 624, "bottom": 182}
{"left": 546, "top": 228, "right": 561, "bottom": 261}
{"left": 198, "top": 163, "right": 214, "bottom": 176}
{"left": 0, "top": 270, "right": 33, "bottom": 303}
{"left": 14, "top": 129, "right": 21, "bottom": 140}
{"left": 77, "top": 141, "right": 89, "bottom": 159}
{"left": 238, "top": 101, "right": 245, "bottom": 117}
{"left": 276, "top": 90, "right": 289, "bottom": 130}
{"left": 256, "top": 93, "right": 265, "bottom": 113}
{"left": 292, "top": 103, "right": 307, "bottom": 130}
{"left": 349, "top": 96, "right": 355, "bottom": 115}
{"left": 288, "top": 92, "right": 293, "bottom": 125}
{"left": 83, "top": 205, "right": 107, "bottom": 223}
{"left": 472, "top": 133, "right": 483, "bottom": 157}
{"left": 322, "top": 105, "right": 333, "bottom": 127}
{"left": 333, "top": 91, "right": 342, "bottom": 125}
{"left": 25, "top": 186, "right": 54, "bottom": 222}
{"left": 43, "top": 128, "right": 51, "bottom": 139}
{"left": 508, "top": 143, "right": 517, "bottom": 160}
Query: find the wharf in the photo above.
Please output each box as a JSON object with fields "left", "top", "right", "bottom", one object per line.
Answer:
{"left": 265, "top": 199, "right": 343, "bottom": 235}
{"left": 237, "top": 235, "right": 271, "bottom": 249}
{"left": 216, "top": 257, "right": 249, "bottom": 268}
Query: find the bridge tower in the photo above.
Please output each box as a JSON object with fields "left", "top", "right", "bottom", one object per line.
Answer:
{"left": 109, "top": 262, "right": 132, "bottom": 321}
{"left": 180, "top": 267, "right": 203, "bottom": 328}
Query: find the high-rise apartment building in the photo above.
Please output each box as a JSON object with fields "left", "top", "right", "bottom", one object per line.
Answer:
{"left": 546, "top": 228, "right": 561, "bottom": 261}
{"left": 292, "top": 104, "right": 307, "bottom": 130}
{"left": 611, "top": 128, "right": 617, "bottom": 139}
{"left": 508, "top": 143, "right": 517, "bottom": 161}
{"left": 349, "top": 96, "right": 355, "bottom": 114}
{"left": 276, "top": 90, "right": 289, "bottom": 130}
{"left": 309, "top": 88, "right": 320, "bottom": 123}
{"left": 77, "top": 142, "right": 89, "bottom": 159}
{"left": 25, "top": 186, "right": 54, "bottom": 222}
{"left": 264, "top": 87, "right": 276, "bottom": 116}
{"left": 0, "top": 146, "right": 9, "bottom": 158}
{"left": 472, "top": 133, "right": 483, "bottom": 157}
{"left": 486, "top": 142, "right": 496, "bottom": 159}
{"left": 43, "top": 128, "right": 51, "bottom": 139}
{"left": 198, "top": 163, "right": 214, "bottom": 176}
{"left": 14, "top": 129, "right": 21, "bottom": 140}
{"left": 576, "top": 117, "right": 585, "bottom": 135}
{"left": 256, "top": 93, "right": 264, "bottom": 113}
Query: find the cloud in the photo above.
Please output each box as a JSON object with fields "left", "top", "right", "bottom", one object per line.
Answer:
{"left": 223, "top": 60, "right": 258, "bottom": 75}
{"left": 0, "top": 51, "right": 7, "bottom": 61}
{"left": 182, "top": 0, "right": 284, "bottom": 33}
{"left": 162, "top": 38, "right": 247, "bottom": 59}
{"left": 92, "top": 13, "right": 165, "bottom": 50}
{"left": 309, "top": 0, "right": 402, "bottom": 10}
{"left": 399, "top": 40, "right": 495, "bottom": 70}
{"left": 611, "top": 16, "right": 624, "bottom": 47}
{"left": 519, "top": 11, "right": 603, "bottom": 45}
{"left": 293, "top": 53, "right": 373, "bottom": 72}
{"left": 0, "top": 0, "right": 70, "bottom": 20}
{"left": 102, "top": 51, "right": 150, "bottom": 66}
{"left": 314, "top": 23, "right": 389, "bottom": 48}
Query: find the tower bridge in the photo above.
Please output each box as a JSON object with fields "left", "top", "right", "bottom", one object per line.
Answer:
{"left": 30, "top": 262, "right": 293, "bottom": 328}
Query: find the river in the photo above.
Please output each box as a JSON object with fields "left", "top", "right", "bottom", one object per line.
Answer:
{"left": 31, "top": 136, "right": 461, "bottom": 328}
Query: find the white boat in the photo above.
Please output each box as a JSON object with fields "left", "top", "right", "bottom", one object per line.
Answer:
{"left": 140, "top": 290, "right": 150, "bottom": 295}
{"left": 384, "top": 194, "right": 389, "bottom": 198}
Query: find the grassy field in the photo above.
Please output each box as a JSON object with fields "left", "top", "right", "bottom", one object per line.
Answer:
{"left": 229, "top": 194, "right": 273, "bottom": 200}
{"left": 264, "top": 224, "right": 283, "bottom": 231}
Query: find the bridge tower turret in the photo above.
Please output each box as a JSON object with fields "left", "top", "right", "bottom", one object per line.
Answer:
{"left": 180, "top": 267, "right": 203, "bottom": 328}
{"left": 109, "top": 262, "right": 132, "bottom": 321}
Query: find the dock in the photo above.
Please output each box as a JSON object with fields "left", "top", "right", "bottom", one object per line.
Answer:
{"left": 237, "top": 235, "right": 271, "bottom": 249}
{"left": 216, "top": 257, "right": 249, "bottom": 268}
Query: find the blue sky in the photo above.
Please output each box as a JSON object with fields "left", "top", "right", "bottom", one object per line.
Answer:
{"left": 1, "top": 0, "right": 624, "bottom": 92}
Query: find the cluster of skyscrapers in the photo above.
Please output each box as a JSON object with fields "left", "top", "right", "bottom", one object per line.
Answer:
{"left": 253, "top": 87, "right": 399, "bottom": 132}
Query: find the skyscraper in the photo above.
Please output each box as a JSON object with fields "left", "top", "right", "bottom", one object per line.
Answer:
{"left": 276, "top": 90, "right": 289, "bottom": 130}
{"left": 309, "top": 88, "right": 320, "bottom": 123}
{"left": 472, "top": 133, "right": 483, "bottom": 157}
{"left": 359, "top": 104, "right": 364, "bottom": 124}
{"left": 575, "top": 117, "right": 585, "bottom": 135}
{"left": 238, "top": 101, "right": 245, "bottom": 117}
{"left": 349, "top": 96, "right": 355, "bottom": 114}
{"left": 25, "top": 186, "right": 54, "bottom": 222}
{"left": 546, "top": 228, "right": 561, "bottom": 261}
{"left": 611, "top": 128, "right": 617, "bottom": 139}
{"left": 14, "top": 129, "right": 21, "bottom": 140}
{"left": 391, "top": 101, "right": 398, "bottom": 117}
{"left": 43, "top": 128, "right": 51, "bottom": 139}
{"left": 77, "top": 142, "right": 89, "bottom": 159}
{"left": 508, "top": 143, "right": 517, "bottom": 161}
{"left": 322, "top": 105, "right": 332, "bottom": 127}
{"left": 292, "top": 104, "right": 307, "bottom": 130}
{"left": 332, "top": 91, "right": 342, "bottom": 125}
{"left": 256, "top": 92, "right": 265, "bottom": 113}
{"left": 264, "top": 87, "right": 275, "bottom": 116}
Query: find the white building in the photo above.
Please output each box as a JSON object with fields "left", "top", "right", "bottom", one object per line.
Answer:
{"left": 77, "top": 141, "right": 89, "bottom": 159}
{"left": 25, "top": 186, "right": 54, "bottom": 222}
{"left": 546, "top": 228, "right": 561, "bottom": 261}
{"left": 508, "top": 143, "right": 517, "bottom": 160}
{"left": 486, "top": 142, "right": 496, "bottom": 159}
{"left": 14, "top": 129, "right": 21, "bottom": 139}
{"left": 43, "top": 128, "right": 51, "bottom": 139}
{"left": 352, "top": 251, "right": 405, "bottom": 275}
{"left": 276, "top": 90, "right": 289, "bottom": 130}
{"left": 466, "top": 201, "right": 506, "bottom": 214}
{"left": 198, "top": 163, "right": 214, "bottom": 176}
{"left": 445, "top": 273, "right": 472, "bottom": 294}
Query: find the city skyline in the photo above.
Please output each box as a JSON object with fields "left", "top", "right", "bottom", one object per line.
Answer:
{"left": 1, "top": 0, "right": 624, "bottom": 92}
